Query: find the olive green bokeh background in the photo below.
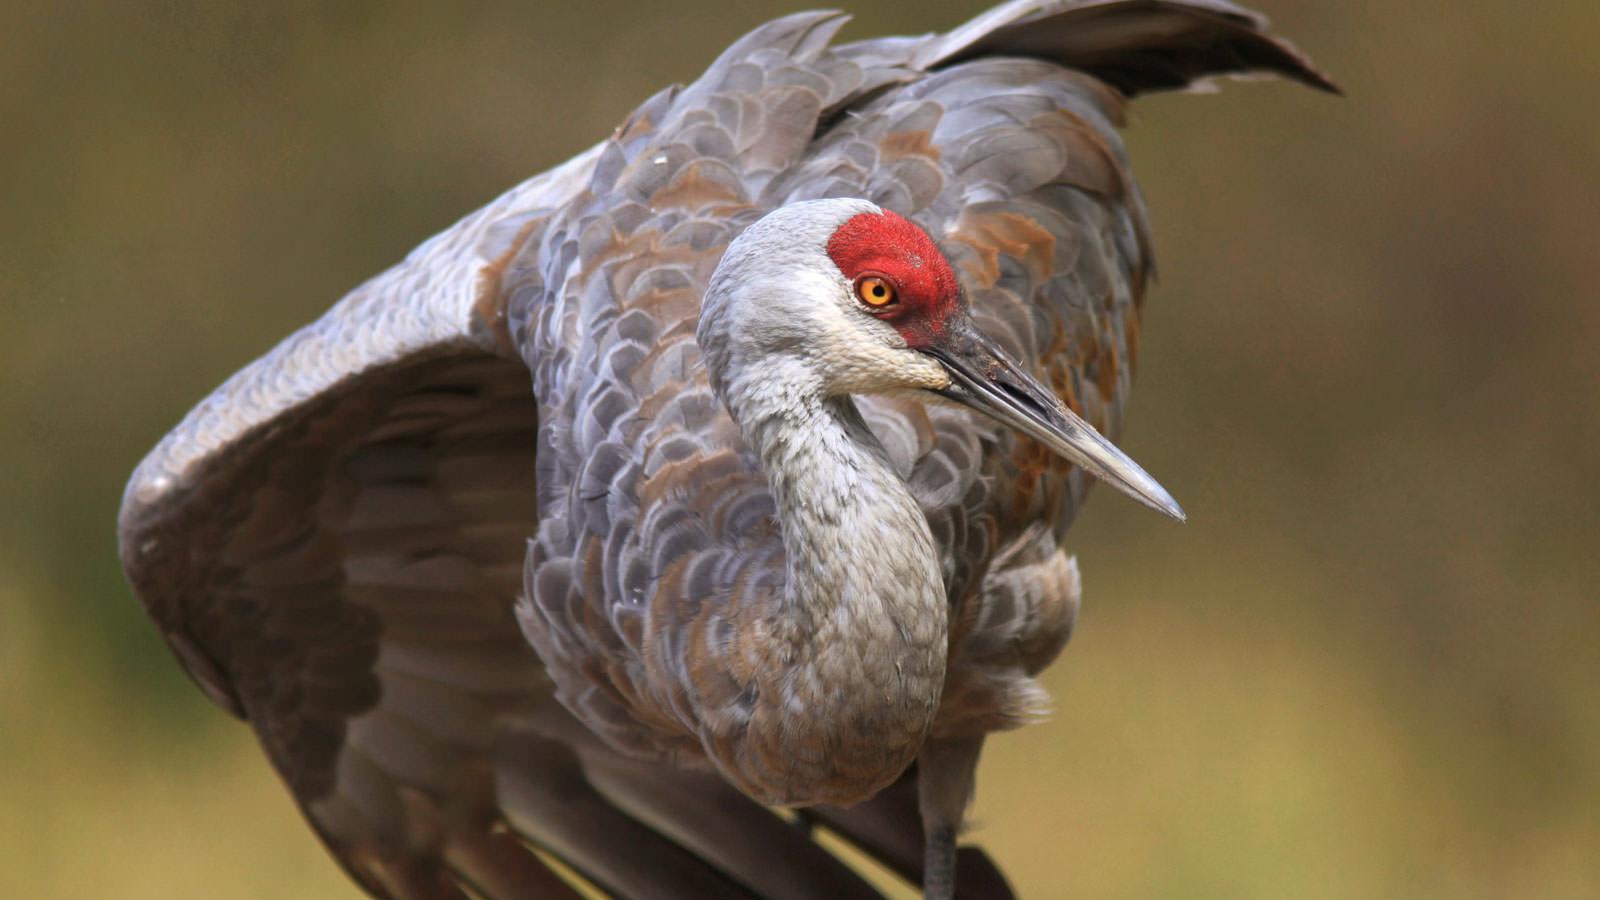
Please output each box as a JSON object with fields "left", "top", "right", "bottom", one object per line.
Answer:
{"left": 3, "top": 2, "right": 1596, "bottom": 897}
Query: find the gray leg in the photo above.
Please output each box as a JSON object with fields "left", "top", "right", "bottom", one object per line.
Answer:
{"left": 923, "top": 822, "right": 958, "bottom": 900}
{"left": 917, "top": 736, "right": 984, "bottom": 900}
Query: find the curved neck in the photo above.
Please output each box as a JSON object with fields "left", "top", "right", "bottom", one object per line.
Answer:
{"left": 713, "top": 358, "right": 950, "bottom": 805}
{"left": 728, "top": 362, "right": 948, "bottom": 641}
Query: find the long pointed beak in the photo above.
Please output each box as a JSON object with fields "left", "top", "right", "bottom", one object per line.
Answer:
{"left": 920, "top": 318, "right": 1185, "bottom": 521}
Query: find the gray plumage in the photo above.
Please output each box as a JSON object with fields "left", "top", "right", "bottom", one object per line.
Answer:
{"left": 118, "top": 2, "right": 1332, "bottom": 898}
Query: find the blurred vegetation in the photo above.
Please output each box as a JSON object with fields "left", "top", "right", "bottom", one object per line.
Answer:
{"left": 2, "top": 1, "right": 1597, "bottom": 897}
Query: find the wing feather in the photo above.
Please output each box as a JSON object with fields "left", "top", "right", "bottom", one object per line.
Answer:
{"left": 919, "top": 0, "right": 1339, "bottom": 94}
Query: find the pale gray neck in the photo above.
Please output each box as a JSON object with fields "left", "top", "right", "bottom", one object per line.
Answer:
{"left": 721, "top": 357, "right": 949, "bottom": 701}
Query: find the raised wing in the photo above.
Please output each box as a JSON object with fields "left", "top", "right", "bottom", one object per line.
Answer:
{"left": 120, "top": 2, "right": 1329, "bottom": 897}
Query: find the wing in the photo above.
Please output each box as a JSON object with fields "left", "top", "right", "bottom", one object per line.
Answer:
{"left": 118, "top": 138, "right": 586, "bottom": 896}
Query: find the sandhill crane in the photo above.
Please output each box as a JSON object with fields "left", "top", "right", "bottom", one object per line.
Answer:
{"left": 117, "top": 1, "right": 1333, "bottom": 897}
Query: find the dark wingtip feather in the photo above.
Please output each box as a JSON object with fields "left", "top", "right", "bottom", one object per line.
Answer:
{"left": 921, "top": 0, "right": 1339, "bottom": 98}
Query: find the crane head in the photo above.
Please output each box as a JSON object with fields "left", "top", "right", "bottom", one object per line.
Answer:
{"left": 699, "top": 198, "right": 1184, "bottom": 521}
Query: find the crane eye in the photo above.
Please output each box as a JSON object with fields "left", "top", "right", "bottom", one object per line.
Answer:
{"left": 855, "top": 275, "right": 898, "bottom": 309}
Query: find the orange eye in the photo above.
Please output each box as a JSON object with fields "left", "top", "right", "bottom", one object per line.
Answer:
{"left": 855, "top": 275, "right": 897, "bottom": 308}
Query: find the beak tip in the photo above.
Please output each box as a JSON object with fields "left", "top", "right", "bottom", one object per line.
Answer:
{"left": 1150, "top": 491, "right": 1187, "bottom": 523}
{"left": 1126, "top": 475, "right": 1184, "bottom": 523}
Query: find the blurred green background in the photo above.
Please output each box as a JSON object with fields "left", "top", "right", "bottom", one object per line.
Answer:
{"left": 3, "top": 1, "right": 1596, "bottom": 897}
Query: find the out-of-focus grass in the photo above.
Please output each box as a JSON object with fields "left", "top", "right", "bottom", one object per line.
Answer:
{"left": 0, "top": 578, "right": 347, "bottom": 898}
{"left": 2, "top": 1, "right": 1597, "bottom": 897}
{"left": 981, "top": 569, "right": 1600, "bottom": 899}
